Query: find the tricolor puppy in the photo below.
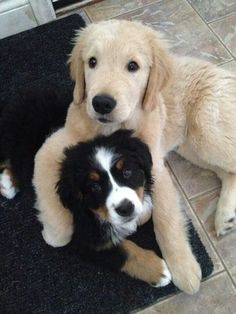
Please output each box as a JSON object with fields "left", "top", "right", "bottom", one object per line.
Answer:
{"left": 56, "top": 130, "right": 153, "bottom": 251}
{"left": 57, "top": 130, "right": 170, "bottom": 286}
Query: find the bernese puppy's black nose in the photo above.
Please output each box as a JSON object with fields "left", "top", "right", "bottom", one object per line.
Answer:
{"left": 115, "top": 199, "right": 134, "bottom": 217}
{"left": 92, "top": 95, "right": 116, "bottom": 114}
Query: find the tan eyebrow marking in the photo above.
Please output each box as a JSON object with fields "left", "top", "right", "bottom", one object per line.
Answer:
{"left": 89, "top": 171, "right": 100, "bottom": 181}
{"left": 116, "top": 159, "right": 124, "bottom": 171}
{"left": 92, "top": 207, "right": 108, "bottom": 220}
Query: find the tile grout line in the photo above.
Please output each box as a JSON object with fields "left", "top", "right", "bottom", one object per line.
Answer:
{"left": 186, "top": 0, "right": 236, "bottom": 62}
{"left": 217, "top": 59, "right": 235, "bottom": 67}
{"left": 167, "top": 162, "right": 236, "bottom": 289}
{"left": 185, "top": 0, "right": 236, "bottom": 24}
{"left": 207, "top": 23, "right": 236, "bottom": 62}
{"left": 189, "top": 187, "right": 220, "bottom": 203}
{"left": 188, "top": 185, "right": 221, "bottom": 202}
{"left": 84, "top": 0, "right": 164, "bottom": 22}
{"left": 202, "top": 12, "right": 236, "bottom": 25}
{"left": 82, "top": 8, "right": 93, "bottom": 23}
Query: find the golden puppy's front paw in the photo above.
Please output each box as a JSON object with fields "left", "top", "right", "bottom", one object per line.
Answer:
{"left": 42, "top": 225, "right": 73, "bottom": 248}
{"left": 170, "top": 252, "right": 202, "bottom": 294}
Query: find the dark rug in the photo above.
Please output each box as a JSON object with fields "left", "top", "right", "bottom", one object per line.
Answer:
{"left": 0, "top": 14, "right": 213, "bottom": 314}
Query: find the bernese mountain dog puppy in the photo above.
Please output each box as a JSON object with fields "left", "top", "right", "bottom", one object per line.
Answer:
{"left": 56, "top": 129, "right": 155, "bottom": 276}
{"left": 57, "top": 129, "right": 153, "bottom": 252}
{"left": 0, "top": 88, "right": 171, "bottom": 287}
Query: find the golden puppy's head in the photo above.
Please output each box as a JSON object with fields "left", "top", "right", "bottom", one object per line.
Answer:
{"left": 69, "top": 20, "right": 172, "bottom": 125}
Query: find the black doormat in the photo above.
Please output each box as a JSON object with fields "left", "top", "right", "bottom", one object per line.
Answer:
{"left": 0, "top": 14, "right": 213, "bottom": 314}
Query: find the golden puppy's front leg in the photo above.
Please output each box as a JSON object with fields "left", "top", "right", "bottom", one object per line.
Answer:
{"left": 152, "top": 163, "right": 202, "bottom": 294}
{"left": 33, "top": 128, "right": 77, "bottom": 247}
{"left": 121, "top": 240, "right": 171, "bottom": 287}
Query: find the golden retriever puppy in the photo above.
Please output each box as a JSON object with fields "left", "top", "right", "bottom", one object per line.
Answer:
{"left": 33, "top": 20, "right": 236, "bottom": 294}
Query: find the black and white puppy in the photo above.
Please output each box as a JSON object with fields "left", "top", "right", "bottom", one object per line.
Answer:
{"left": 57, "top": 129, "right": 153, "bottom": 252}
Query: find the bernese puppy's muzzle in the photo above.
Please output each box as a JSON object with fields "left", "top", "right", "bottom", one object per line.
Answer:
{"left": 56, "top": 129, "right": 153, "bottom": 251}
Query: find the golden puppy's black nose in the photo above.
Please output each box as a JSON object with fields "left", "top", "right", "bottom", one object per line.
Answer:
{"left": 92, "top": 95, "right": 116, "bottom": 114}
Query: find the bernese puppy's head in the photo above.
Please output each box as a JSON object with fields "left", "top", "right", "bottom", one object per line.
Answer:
{"left": 56, "top": 130, "right": 153, "bottom": 251}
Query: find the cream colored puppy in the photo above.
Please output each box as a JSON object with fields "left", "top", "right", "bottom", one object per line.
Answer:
{"left": 33, "top": 20, "right": 236, "bottom": 294}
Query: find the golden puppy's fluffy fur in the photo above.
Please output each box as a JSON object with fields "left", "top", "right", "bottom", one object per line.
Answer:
{"left": 33, "top": 20, "right": 236, "bottom": 294}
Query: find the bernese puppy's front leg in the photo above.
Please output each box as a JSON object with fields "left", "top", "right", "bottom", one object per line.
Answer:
{"left": 89, "top": 240, "right": 171, "bottom": 287}
{"left": 121, "top": 240, "right": 171, "bottom": 287}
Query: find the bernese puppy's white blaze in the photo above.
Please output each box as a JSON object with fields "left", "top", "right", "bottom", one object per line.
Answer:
{"left": 95, "top": 147, "right": 152, "bottom": 243}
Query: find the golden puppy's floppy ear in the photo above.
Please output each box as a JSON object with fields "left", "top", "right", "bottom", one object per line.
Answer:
{"left": 143, "top": 31, "right": 173, "bottom": 112}
{"left": 68, "top": 31, "right": 85, "bottom": 105}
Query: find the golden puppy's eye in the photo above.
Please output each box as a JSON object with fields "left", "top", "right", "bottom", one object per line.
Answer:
{"left": 127, "top": 61, "right": 139, "bottom": 72}
{"left": 89, "top": 57, "right": 97, "bottom": 68}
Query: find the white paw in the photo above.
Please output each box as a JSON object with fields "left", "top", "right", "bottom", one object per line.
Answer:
{"left": 42, "top": 226, "right": 72, "bottom": 248}
{"left": 152, "top": 260, "right": 172, "bottom": 288}
{"left": 215, "top": 210, "right": 236, "bottom": 236}
{"left": 0, "top": 170, "right": 18, "bottom": 199}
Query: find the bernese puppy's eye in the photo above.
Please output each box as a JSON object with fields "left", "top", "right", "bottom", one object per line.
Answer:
{"left": 88, "top": 57, "right": 97, "bottom": 68}
{"left": 123, "top": 169, "right": 132, "bottom": 179}
{"left": 127, "top": 61, "right": 139, "bottom": 72}
{"left": 89, "top": 182, "right": 101, "bottom": 193}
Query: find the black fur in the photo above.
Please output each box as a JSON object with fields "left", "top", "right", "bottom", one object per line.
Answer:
{"left": 0, "top": 87, "right": 71, "bottom": 191}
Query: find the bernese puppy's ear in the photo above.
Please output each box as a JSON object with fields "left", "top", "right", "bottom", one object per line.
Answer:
{"left": 110, "top": 130, "right": 153, "bottom": 181}
{"left": 128, "top": 137, "right": 153, "bottom": 184}
{"left": 56, "top": 144, "right": 88, "bottom": 211}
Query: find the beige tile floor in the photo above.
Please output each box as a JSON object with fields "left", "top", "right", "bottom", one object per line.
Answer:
{"left": 63, "top": 0, "right": 236, "bottom": 312}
